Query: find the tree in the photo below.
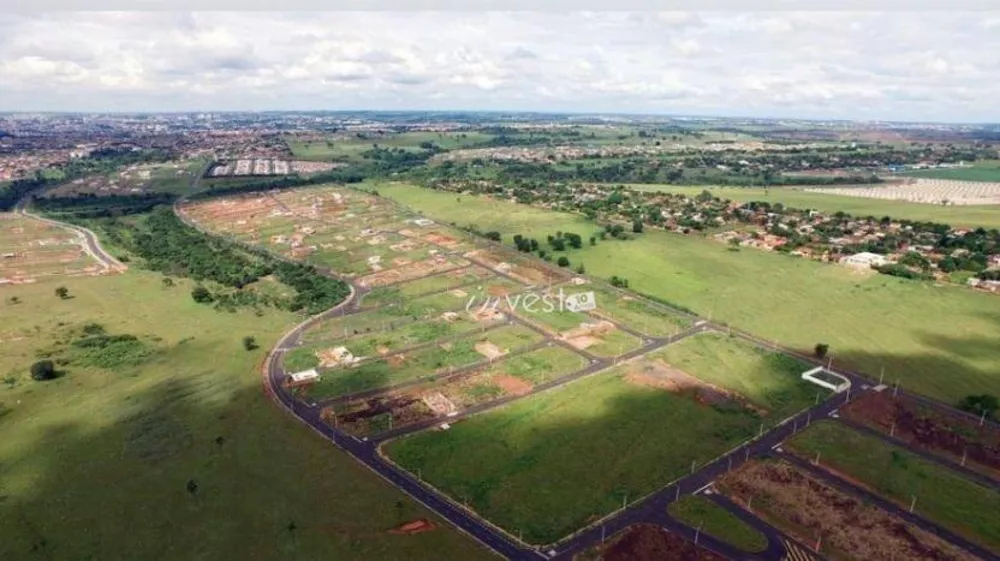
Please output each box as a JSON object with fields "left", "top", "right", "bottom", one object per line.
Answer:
{"left": 632, "top": 220, "right": 644, "bottom": 234}
{"left": 30, "top": 360, "right": 56, "bottom": 381}
{"left": 242, "top": 336, "right": 258, "bottom": 351}
{"left": 55, "top": 286, "right": 69, "bottom": 299}
{"left": 958, "top": 394, "right": 998, "bottom": 419}
{"left": 575, "top": 264, "right": 586, "bottom": 274}
{"left": 6, "top": 296, "right": 20, "bottom": 305}
{"left": 814, "top": 343, "right": 829, "bottom": 359}
{"left": 589, "top": 236, "right": 597, "bottom": 246}
{"left": 483, "top": 231, "right": 502, "bottom": 242}
{"left": 161, "top": 277, "right": 174, "bottom": 288}
{"left": 610, "top": 275, "right": 629, "bottom": 289}
{"left": 696, "top": 189, "right": 714, "bottom": 203}
{"left": 191, "top": 286, "right": 213, "bottom": 304}
{"left": 186, "top": 479, "right": 199, "bottom": 499}
{"left": 557, "top": 256, "right": 570, "bottom": 267}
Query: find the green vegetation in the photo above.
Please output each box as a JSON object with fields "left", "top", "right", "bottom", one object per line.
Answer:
{"left": 376, "top": 182, "right": 1000, "bottom": 403}
{"left": 386, "top": 334, "right": 816, "bottom": 544}
{"left": 900, "top": 160, "right": 1000, "bottom": 182}
{"left": 287, "top": 131, "right": 495, "bottom": 163}
{"left": 786, "top": 421, "right": 1000, "bottom": 551}
{"left": 627, "top": 185, "right": 1000, "bottom": 230}
{"left": 667, "top": 495, "right": 768, "bottom": 553}
{"left": 0, "top": 272, "right": 492, "bottom": 561}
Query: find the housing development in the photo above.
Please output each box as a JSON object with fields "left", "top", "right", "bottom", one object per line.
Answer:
{"left": 2, "top": 11, "right": 999, "bottom": 561}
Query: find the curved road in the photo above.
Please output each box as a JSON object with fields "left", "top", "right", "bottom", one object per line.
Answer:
{"left": 14, "top": 197, "right": 127, "bottom": 272}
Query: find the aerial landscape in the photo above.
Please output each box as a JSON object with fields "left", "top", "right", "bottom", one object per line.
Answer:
{"left": 1, "top": 10, "right": 999, "bottom": 561}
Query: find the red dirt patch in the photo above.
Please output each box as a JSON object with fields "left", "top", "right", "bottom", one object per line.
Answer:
{"left": 581, "top": 524, "right": 727, "bottom": 561}
{"left": 625, "top": 359, "right": 766, "bottom": 414}
{"left": 425, "top": 231, "right": 458, "bottom": 246}
{"left": 493, "top": 374, "right": 533, "bottom": 396}
{"left": 390, "top": 519, "right": 437, "bottom": 535}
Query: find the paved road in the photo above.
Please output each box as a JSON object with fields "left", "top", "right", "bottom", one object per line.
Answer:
{"left": 173, "top": 188, "right": 997, "bottom": 561}
{"left": 15, "top": 197, "right": 126, "bottom": 272}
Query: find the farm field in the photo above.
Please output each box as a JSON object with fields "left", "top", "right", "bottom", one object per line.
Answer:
{"left": 375, "top": 182, "right": 1000, "bottom": 404}
{"left": 0, "top": 212, "right": 101, "bottom": 283}
{"left": 0, "top": 271, "right": 493, "bottom": 561}
{"left": 305, "top": 323, "right": 544, "bottom": 400}
{"left": 384, "top": 333, "right": 819, "bottom": 544}
{"left": 717, "top": 460, "right": 978, "bottom": 561}
{"left": 666, "top": 495, "right": 768, "bottom": 553}
{"left": 900, "top": 160, "right": 1000, "bottom": 182}
{"left": 785, "top": 421, "right": 1000, "bottom": 552}
{"left": 841, "top": 391, "right": 1000, "bottom": 480}
{"left": 627, "top": 184, "right": 1000, "bottom": 229}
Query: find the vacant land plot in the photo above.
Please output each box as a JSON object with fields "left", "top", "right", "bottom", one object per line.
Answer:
{"left": 578, "top": 524, "right": 729, "bottom": 561}
{"left": 805, "top": 179, "right": 1000, "bottom": 206}
{"left": 376, "top": 182, "right": 1000, "bottom": 404}
{"left": 841, "top": 391, "right": 1000, "bottom": 480}
{"left": 900, "top": 160, "right": 1000, "bottom": 183}
{"left": 586, "top": 284, "right": 692, "bottom": 337}
{"left": 0, "top": 271, "right": 492, "bottom": 561}
{"left": 786, "top": 421, "right": 1000, "bottom": 552}
{"left": 717, "top": 460, "right": 977, "bottom": 561}
{"left": 287, "top": 132, "right": 495, "bottom": 163}
{"left": 630, "top": 184, "right": 1000, "bottom": 229}
{"left": 305, "top": 323, "right": 543, "bottom": 400}
{"left": 513, "top": 305, "right": 643, "bottom": 357}
{"left": 385, "top": 334, "right": 817, "bottom": 544}
{"left": 0, "top": 213, "right": 101, "bottom": 283}
{"left": 667, "top": 495, "right": 768, "bottom": 553}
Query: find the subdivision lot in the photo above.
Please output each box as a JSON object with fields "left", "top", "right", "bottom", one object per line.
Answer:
{"left": 304, "top": 323, "right": 544, "bottom": 400}
{"left": 0, "top": 271, "right": 493, "bottom": 561}
{"left": 512, "top": 305, "right": 643, "bottom": 357}
{"left": 629, "top": 184, "right": 1000, "bottom": 229}
{"left": 577, "top": 524, "right": 729, "bottom": 561}
{"left": 0, "top": 213, "right": 100, "bottom": 283}
{"left": 384, "top": 333, "right": 819, "bottom": 544}
{"left": 585, "top": 284, "right": 692, "bottom": 337}
{"left": 376, "top": 182, "right": 1000, "bottom": 404}
{"left": 330, "top": 346, "right": 587, "bottom": 437}
{"left": 785, "top": 421, "right": 1000, "bottom": 552}
{"left": 717, "top": 459, "right": 978, "bottom": 561}
{"left": 841, "top": 391, "right": 1000, "bottom": 481}
{"left": 666, "top": 495, "right": 768, "bottom": 554}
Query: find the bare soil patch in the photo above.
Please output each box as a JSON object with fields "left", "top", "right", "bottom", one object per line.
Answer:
{"left": 493, "top": 374, "right": 533, "bottom": 396}
{"left": 579, "top": 524, "right": 728, "bottom": 561}
{"left": 425, "top": 231, "right": 459, "bottom": 246}
{"left": 717, "top": 460, "right": 978, "bottom": 561}
{"left": 842, "top": 391, "right": 1000, "bottom": 481}
{"left": 475, "top": 341, "right": 506, "bottom": 359}
{"left": 390, "top": 519, "right": 437, "bottom": 535}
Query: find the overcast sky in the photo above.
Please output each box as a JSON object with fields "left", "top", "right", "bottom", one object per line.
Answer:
{"left": 1, "top": 12, "right": 998, "bottom": 122}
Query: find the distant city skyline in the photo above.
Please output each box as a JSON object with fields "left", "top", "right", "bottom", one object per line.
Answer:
{"left": 2, "top": 12, "right": 998, "bottom": 122}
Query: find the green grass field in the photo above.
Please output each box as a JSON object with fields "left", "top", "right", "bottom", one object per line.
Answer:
{"left": 376, "top": 182, "right": 1000, "bottom": 404}
{"left": 899, "top": 160, "right": 1000, "bottom": 183}
{"left": 385, "top": 333, "right": 817, "bottom": 544}
{"left": 288, "top": 132, "right": 496, "bottom": 162}
{"left": 627, "top": 185, "right": 1000, "bottom": 229}
{"left": 667, "top": 495, "right": 768, "bottom": 553}
{"left": 0, "top": 271, "right": 493, "bottom": 560}
{"left": 786, "top": 421, "right": 1000, "bottom": 552}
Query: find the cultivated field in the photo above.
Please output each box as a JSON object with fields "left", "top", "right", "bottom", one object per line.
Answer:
{"left": 0, "top": 212, "right": 103, "bottom": 284}
{"left": 629, "top": 184, "right": 1000, "bottom": 229}
{"left": 718, "top": 459, "right": 980, "bottom": 561}
{"left": 376, "top": 182, "right": 1000, "bottom": 404}
{"left": 385, "top": 333, "right": 819, "bottom": 544}
{"left": 805, "top": 178, "right": 1000, "bottom": 206}
{"left": 0, "top": 271, "right": 493, "bottom": 561}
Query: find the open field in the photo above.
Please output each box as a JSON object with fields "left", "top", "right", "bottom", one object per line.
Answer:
{"left": 786, "top": 421, "right": 1000, "bottom": 552}
{"left": 512, "top": 304, "right": 643, "bottom": 358}
{"left": 376, "top": 182, "right": 1000, "bottom": 404}
{"left": 45, "top": 159, "right": 207, "bottom": 197}
{"left": 577, "top": 524, "right": 728, "bottom": 561}
{"left": 805, "top": 178, "right": 1000, "bottom": 206}
{"left": 841, "top": 391, "right": 1000, "bottom": 481}
{"left": 304, "top": 323, "right": 544, "bottom": 400}
{"left": 331, "top": 346, "right": 587, "bottom": 437}
{"left": 385, "top": 333, "right": 819, "bottom": 544}
{"left": 900, "top": 160, "right": 1000, "bottom": 182}
{"left": 627, "top": 184, "right": 1000, "bottom": 229}
{"left": 717, "top": 460, "right": 978, "bottom": 561}
{"left": 0, "top": 212, "right": 102, "bottom": 284}
{"left": 0, "top": 271, "right": 493, "bottom": 561}
{"left": 287, "top": 132, "right": 496, "bottom": 162}
{"left": 666, "top": 495, "right": 768, "bottom": 553}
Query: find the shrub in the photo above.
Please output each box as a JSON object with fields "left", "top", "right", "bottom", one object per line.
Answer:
{"left": 814, "top": 343, "right": 829, "bottom": 359}
{"left": 557, "top": 256, "right": 570, "bottom": 267}
{"left": 55, "top": 286, "right": 69, "bottom": 299}
{"left": 958, "top": 394, "right": 998, "bottom": 419}
{"left": 30, "top": 360, "right": 57, "bottom": 381}
{"left": 191, "top": 286, "right": 213, "bottom": 304}
{"left": 242, "top": 336, "right": 259, "bottom": 351}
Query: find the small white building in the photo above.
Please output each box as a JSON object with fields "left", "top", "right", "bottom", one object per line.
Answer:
{"left": 839, "top": 252, "right": 890, "bottom": 269}
{"left": 288, "top": 369, "right": 320, "bottom": 384}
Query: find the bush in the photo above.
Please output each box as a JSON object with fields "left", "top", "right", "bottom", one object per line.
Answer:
{"left": 55, "top": 286, "right": 69, "bottom": 299}
{"left": 242, "top": 336, "right": 259, "bottom": 351}
{"left": 958, "top": 394, "right": 998, "bottom": 419}
{"left": 30, "top": 360, "right": 57, "bottom": 381}
{"left": 191, "top": 286, "right": 213, "bottom": 304}
{"left": 814, "top": 343, "right": 829, "bottom": 359}
{"left": 557, "top": 256, "right": 570, "bottom": 267}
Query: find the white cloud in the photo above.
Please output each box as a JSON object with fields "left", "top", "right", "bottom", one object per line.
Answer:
{"left": 0, "top": 11, "right": 997, "bottom": 122}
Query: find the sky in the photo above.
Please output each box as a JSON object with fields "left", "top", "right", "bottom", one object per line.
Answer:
{"left": 1, "top": 12, "right": 999, "bottom": 122}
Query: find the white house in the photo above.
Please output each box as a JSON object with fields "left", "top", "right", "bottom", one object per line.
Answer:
{"left": 839, "top": 252, "right": 890, "bottom": 269}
